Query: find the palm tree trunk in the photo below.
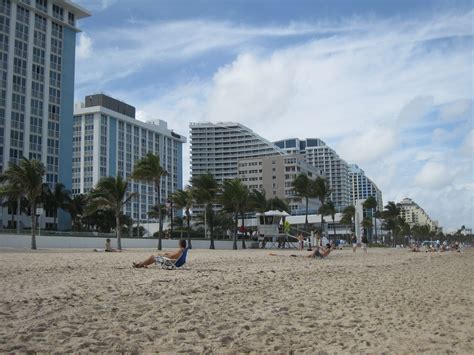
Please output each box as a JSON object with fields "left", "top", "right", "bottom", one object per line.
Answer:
{"left": 116, "top": 214, "right": 122, "bottom": 250}
{"left": 156, "top": 181, "right": 162, "bottom": 250}
{"left": 233, "top": 211, "right": 238, "bottom": 250}
{"left": 31, "top": 202, "right": 37, "bottom": 250}
{"left": 54, "top": 209, "right": 57, "bottom": 230}
{"left": 208, "top": 204, "right": 215, "bottom": 249}
{"left": 305, "top": 196, "right": 309, "bottom": 231}
{"left": 374, "top": 214, "right": 378, "bottom": 244}
{"left": 16, "top": 197, "right": 21, "bottom": 233}
{"left": 186, "top": 211, "right": 192, "bottom": 249}
{"left": 332, "top": 216, "right": 336, "bottom": 241}
{"left": 241, "top": 212, "right": 246, "bottom": 249}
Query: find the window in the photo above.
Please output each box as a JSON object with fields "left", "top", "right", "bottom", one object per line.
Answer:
{"left": 14, "top": 39, "right": 28, "bottom": 58}
{"left": 51, "top": 38, "right": 62, "bottom": 55}
{"left": 50, "top": 54, "right": 61, "bottom": 71}
{"left": 51, "top": 22, "right": 62, "bottom": 39}
{"left": 35, "top": 14, "right": 47, "bottom": 32}
{"left": 33, "top": 47, "right": 45, "bottom": 65}
{"left": 36, "top": 0, "right": 47, "bottom": 13}
{"left": 32, "top": 63, "right": 44, "bottom": 81}
{"left": 52, "top": 4, "right": 63, "bottom": 21}
{"left": 16, "top": 6, "right": 29, "bottom": 24}
{"left": 0, "top": 33, "right": 8, "bottom": 52}
{"left": 68, "top": 12, "right": 75, "bottom": 26}
{"left": 12, "top": 75, "right": 26, "bottom": 94}
{"left": 0, "top": 0, "right": 11, "bottom": 16}
{"left": 11, "top": 93, "right": 25, "bottom": 112}
{"left": 31, "top": 98, "right": 43, "bottom": 116}
{"left": 0, "top": 14, "right": 9, "bottom": 34}
{"left": 34, "top": 30, "right": 45, "bottom": 48}
{"left": 15, "top": 22, "right": 28, "bottom": 42}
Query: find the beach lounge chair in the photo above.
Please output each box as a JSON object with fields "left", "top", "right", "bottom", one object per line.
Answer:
{"left": 157, "top": 248, "right": 189, "bottom": 270}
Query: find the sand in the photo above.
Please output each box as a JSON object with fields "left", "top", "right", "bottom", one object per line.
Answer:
{"left": 0, "top": 246, "right": 472, "bottom": 353}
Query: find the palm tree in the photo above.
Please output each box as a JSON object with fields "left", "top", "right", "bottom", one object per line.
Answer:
{"left": 86, "top": 176, "right": 137, "bottom": 250}
{"left": 321, "top": 200, "right": 337, "bottom": 240}
{"left": 66, "top": 194, "right": 86, "bottom": 231}
{"left": 170, "top": 188, "right": 193, "bottom": 249}
{"left": 361, "top": 217, "right": 373, "bottom": 241}
{"left": 381, "top": 201, "right": 401, "bottom": 246}
{"left": 191, "top": 173, "right": 219, "bottom": 249}
{"left": 220, "top": 179, "right": 249, "bottom": 250}
{"left": 249, "top": 189, "right": 267, "bottom": 213}
{"left": 363, "top": 196, "right": 378, "bottom": 242}
{"left": 341, "top": 205, "right": 355, "bottom": 242}
{"left": 314, "top": 176, "right": 330, "bottom": 234}
{"left": 291, "top": 173, "right": 317, "bottom": 231}
{"left": 132, "top": 153, "right": 168, "bottom": 250}
{"left": 0, "top": 158, "right": 45, "bottom": 249}
{"left": 238, "top": 186, "right": 251, "bottom": 249}
{"left": 266, "top": 196, "right": 289, "bottom": 212}
{"left": 44, "top": 183, "right": 71, "bottom": 229}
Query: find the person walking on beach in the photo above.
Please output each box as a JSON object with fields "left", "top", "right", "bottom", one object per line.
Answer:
{"left": 351, "top": 234, "right": 357, "bottom": 252}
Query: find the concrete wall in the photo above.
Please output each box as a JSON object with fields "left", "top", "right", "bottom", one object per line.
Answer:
{"left": 0, "top": 234, "right": 238, "bottom": 250}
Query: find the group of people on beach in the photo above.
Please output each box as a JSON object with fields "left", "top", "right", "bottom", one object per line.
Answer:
{"left": 411, "top": 240, "right": 463, "bottom": 253}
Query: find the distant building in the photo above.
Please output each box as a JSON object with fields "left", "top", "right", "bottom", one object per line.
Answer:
{"left": 73, "top": 94, "right": 186, "bottom": 223}
{"left": 190, "top": 122, "right": 284, "bottom": 183}
{"left": 274, "top": 138, "right": 351, "bottom": 211}
{"left": 349, "top": 164, "right": 383, "bottom": 211}
{"left": 0, "top": 0, "right": 90, "bottom": 229}
{"left": 398, "top": 198, "right": 439, "bottom": 231}
{"left": 237, "top": 154, "right": 323, "bottom": 215}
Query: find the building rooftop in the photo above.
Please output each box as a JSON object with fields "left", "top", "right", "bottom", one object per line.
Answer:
{"left": 84, "top": 94, "right": 136, "bottom": 118}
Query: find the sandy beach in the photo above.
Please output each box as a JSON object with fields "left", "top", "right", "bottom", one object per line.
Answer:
{"left": 0, "top": 246, "right": 472, "bottom": 353}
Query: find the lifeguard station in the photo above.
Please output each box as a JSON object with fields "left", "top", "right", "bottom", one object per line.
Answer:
{"left": 256, "top": 210, "right": 298, "bottom": 248}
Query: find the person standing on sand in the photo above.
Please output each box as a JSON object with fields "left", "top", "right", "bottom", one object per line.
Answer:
{"left": 351, "top": 234, "right": 357, "bottom": 252}
{"left": 297, "top": 234, "right": 304, "bottom": 251}
{"left": 361, "top": 235, "right": 368, "bottom": 253}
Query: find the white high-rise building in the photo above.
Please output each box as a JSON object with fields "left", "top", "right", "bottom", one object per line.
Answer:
{"left": 190, "top": 122, "right": 284, "bottom": 183}
{"left": 274, "top": 138, "right": 351, "bottom": 211}
{"left": 0, "top": 0, "right": 90, "bottom": 229}
{"left": 398, "top": 197, "right": 439, "bottom": 231}
{"left": 73, "top": 94, "right": 186, "bottom": 223}
{"left": 349, "top": 164, "right": 383, "bottom": 211}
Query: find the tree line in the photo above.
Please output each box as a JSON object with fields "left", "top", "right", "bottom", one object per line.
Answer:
{"left": 0, "top": 157, "right": 464, "bottom": 250}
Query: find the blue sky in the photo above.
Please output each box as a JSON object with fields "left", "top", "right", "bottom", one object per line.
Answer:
{"left": 73, "top": 0, "right": 473, "bottom": 231}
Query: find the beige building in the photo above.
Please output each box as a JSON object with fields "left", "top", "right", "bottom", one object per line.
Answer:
{"left": 237, "top": 155, "right": 323, "bottom": 215}
{"left": 398, "top": 198, "right": 439, "bottom": 231}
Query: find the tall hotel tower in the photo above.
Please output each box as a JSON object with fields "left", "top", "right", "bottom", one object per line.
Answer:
{"left": 74, "top": 94, "right": 186, "bottom": 224}
{"left": 0, "top": 0, "right": 90, "bottom": 229}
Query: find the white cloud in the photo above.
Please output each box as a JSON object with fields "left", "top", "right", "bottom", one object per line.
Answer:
{"left": 415, "top": 162, "right": 451, "bottom": 188}
{"left": 76, "top": 33, "right": 92, "bottom": 59}
{"left": 74, "top": 0, "right": 117, "bottom": 12}
{"left": 397, "top": 96, "right": 433, "bottom": 125}
{"left": 336, "top": 127, "right": 397, "bottom": 163}
{"left": 461, "top": 129, "right": 474, "bottom": 157}
{"left": 439, "top": 99, "right": 472, "bottom": 121}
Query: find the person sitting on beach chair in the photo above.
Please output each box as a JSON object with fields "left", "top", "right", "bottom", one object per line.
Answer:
{"left": 133, "top": 240, "right": 188, "bottom": 269}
